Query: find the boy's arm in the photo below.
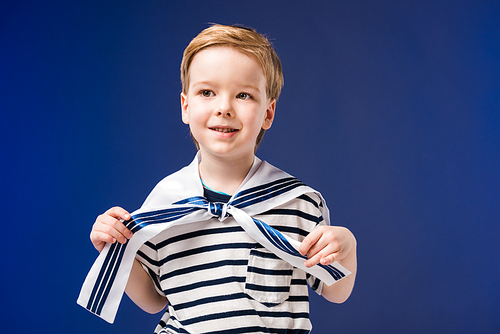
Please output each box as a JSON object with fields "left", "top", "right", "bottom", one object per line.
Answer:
{"left": 299, "top": 226, "right": 357, "bottom": 303}
{"left": 125, "top": 259, "right": 168, "bottom": 313}
{"left": 91, "top": 207, "right": 168, "bottom": 314}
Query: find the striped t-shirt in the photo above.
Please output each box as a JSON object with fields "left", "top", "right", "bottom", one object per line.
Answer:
{"left": 136, "top": 188, "right": 326, "bottom": 333}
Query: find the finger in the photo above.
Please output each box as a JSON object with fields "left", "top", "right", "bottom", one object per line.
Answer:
{"left": 94, "top": 215, "right": 132, "bottom": 243}
{"left": 91, "top": 229, "right": 117, "bottom": 245}
{"left": 320, "top": 253, "right": 336, "bottom": 266}
{"left": 304, "top": 251, "right": 323, "bottom": 268}
{"left": 101, "top": 208, "right": 133, "bottom": 239}
{"left": 299, "top": 228, "right": 323, "bottom": 256}
{"left": 305, "top": 236, "right": 332, "bottom": 260}
{"left": 105, "top": 206, "right": 131, "bottom": 221}
{"left": 93, "top": 221, "right": 129, "bottom": 244}
{"left": 304, "top": 248, "right": 336, "bottom": 268}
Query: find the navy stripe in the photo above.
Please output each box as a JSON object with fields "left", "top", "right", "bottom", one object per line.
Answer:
{"left": 206, "top": 327, "right": 310, "bottom": 334}
{"left": 162, "top": 320, "right": 190, "bottom": 333}
{"left": 249, "top": 249, "right": 280, "bottom": 259}
{"left": 230, "top": 178, "right": 302, "bottom": 208}
{"left": 172, "top": 292, "right": 248, "bottom": 311}
{"left": 253, "top": 218, "right": 304, "bottom": 257}
{"left": 131, "top": 206, "right": 201, "bottom": 221}
{"left": 161, "top": 259, "right": 248, "bottom": 281}
{"left": 233, "top": 180, "right": 305, "bottom": 209}
{"left": 86, "top": 242, "right": 120, "bottom": 310}
{"left": 159, "top": 243, "right": 257, "bottom": 266}
{"left": 163, "top": 276, "right": 246, "bottom": 295}
{"left": 155, "top": 226, "right": 245, "bottom": 249}
{"left": 273, "top": 225, "right": 309, "bottom": 238}
{"left": 291, "top": 279, "right": 308, "bottom": 285}
{"left": 247, "top": 266, "right": 293, "bottom": 276}
{"left": 245, "top": 283, "right": 290, "bottom": 293}
{"left": 95, "top": 241, "right": 128, "bottom": 315}
{"left": 87, "top": 241, "right": 125, "bottom": 313}
{"left": 136, "top": 249, "right": 158, "bottom": 267}
{"left": 310, "top": 277, "right": 321, "bottom": 291}
{"left": 182, "top": 309, "right": 310, "bottom": 326}
{"left": 233, "top": 177, "right": 299, "bottom": 200}
{"left": 319, "top": 263, "right": 345, "bottom": 280}
{"left": 145, "top": 266, "right": 163, "bottom": 292}
{"left": 173, "top": 196, "right": 207, "bottom": 205}
{"left": 130, "top": 207, "right": 203, "bottom": 233}
{"left": 287, "top": 295, "right": 309, "bottom": 302}
{"left": 143, "top": 240, "right": 156, "bottom": 249}
{"left": 297, "top": 194, "right": 319, "bottom": 208}
{"left": 262, "top": 209, "right": 321, "bottom": 224}
{"left": 90, "top": 241, "right": 127, "bottom": 314}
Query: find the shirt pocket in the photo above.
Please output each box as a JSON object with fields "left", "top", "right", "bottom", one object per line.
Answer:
{"left": 244, "top": 248, "right": 293, "bottom": 306}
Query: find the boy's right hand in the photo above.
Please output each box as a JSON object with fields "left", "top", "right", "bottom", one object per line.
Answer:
{"left": 90, "top": 207, "right": 134, "bottom": 253}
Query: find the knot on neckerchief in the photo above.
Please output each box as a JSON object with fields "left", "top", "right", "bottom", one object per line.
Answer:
{"left": 208, "top": 201, "right": 229, "bottom": 221}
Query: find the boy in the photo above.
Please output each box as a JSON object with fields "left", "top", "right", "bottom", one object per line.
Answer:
{"left": 81, "top": 24, "right": 357, "bottom": 333}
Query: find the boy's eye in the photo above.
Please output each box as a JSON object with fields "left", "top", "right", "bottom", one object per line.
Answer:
{"left": 201, "top": 90, "right": 213, "bottom": 97}
{"left": 237, "top": 93, "right": 251, "bottom": 100}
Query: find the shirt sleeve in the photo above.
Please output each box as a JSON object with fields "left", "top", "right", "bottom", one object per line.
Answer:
{"left": 299, "top": 192, "right": 328, "bottom": 294}
{"left": 136, "top": 240, "right": 166, "bottom": 297}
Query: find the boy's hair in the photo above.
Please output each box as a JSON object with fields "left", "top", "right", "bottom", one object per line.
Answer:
{"left": 181, "top": 24, "right": 284, "bottom": 149}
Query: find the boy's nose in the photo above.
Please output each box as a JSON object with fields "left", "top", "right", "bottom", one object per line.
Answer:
{"left": 216, "top": 110, "right": 232, "bottom": 117}
{"left": 215, "top": 98, "right": 233, "bottom": 117}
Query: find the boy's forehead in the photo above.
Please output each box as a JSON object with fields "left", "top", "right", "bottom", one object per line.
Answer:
{"left": 190, "top": 46, "right": 259, "bottom": 69}
{"left": 188, "top": 47, "right": 266, "bottom": 89}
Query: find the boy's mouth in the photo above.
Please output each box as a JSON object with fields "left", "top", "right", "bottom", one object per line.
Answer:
{"left": 210, "top": 127, "right": 238, "bottom": 133}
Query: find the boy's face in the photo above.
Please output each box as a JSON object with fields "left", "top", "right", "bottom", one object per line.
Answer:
{"left": 181, "top": 47, "right": 275, "bottom": 162}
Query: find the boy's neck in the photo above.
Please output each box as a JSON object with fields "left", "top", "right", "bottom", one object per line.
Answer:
{"left": 198, "top": 152, "right": 255, "bottom": 196}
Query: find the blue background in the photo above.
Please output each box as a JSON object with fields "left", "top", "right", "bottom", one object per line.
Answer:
{"left": 1, "top": 1, "right": 499, "bottom": 333}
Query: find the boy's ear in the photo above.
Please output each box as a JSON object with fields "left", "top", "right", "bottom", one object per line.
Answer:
{"left": 262, "top": 98, "right": 276, "bottom": 130}
{"left": 181, "top": 92, "right": 189, "bottom": 124}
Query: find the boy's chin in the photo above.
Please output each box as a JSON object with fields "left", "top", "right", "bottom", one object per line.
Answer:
{"left": 199, "top": 146, "right": 256, "bottom": 160}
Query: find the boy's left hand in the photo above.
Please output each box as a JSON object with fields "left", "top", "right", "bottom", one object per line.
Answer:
{"left": 299, "top": 226, "right": 354, "bottom": 268}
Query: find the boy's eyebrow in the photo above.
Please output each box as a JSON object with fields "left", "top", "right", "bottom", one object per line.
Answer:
{"left": 191, "top": 80, "right": 214, "bottom": 88}
{"left": 191, "top": 81, "right": 262, "bottom": 92}
{"left": 241, "top": 84, "right": 262, "bottom": 92}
